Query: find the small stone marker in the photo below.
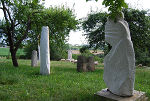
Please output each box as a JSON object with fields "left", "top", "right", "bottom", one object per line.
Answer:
{"left": 77, "top": 55, "right": 95, "bottom": 72}
{"left": 40, "top": 26, "right": 50, "bottom": 75}
{"left": 68, "top": 50, "right": 72, "bottom": 62}
{"left": 31, "top": 50, "right": 38, "bottom": 67}
{"left": 94, "top": 88, "right": 148, "bottom": 101}
{"left": 38, "top": 45, "right": 40, "bottom": 61}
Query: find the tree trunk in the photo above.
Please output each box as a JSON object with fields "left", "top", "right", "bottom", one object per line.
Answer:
{"left": 10, "top": 49, "right": 18, "bottom": 67}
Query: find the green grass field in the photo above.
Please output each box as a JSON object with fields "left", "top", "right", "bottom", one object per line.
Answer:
{"left": 0, "top": 47, "right": 25, "bottom": 56}
{"left": 0, "top": 59, "right": 150, "bottom": 101}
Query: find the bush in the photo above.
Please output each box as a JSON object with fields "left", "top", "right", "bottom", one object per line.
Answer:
{"left": 135, "top": 48, "right": 150, "bottom": 66}
{"left": 80, "top": 45, "right": 90, "bottom": 54}
{"left": 72, "top": 54, "right": 80, "bottom": 60}
{"left": 50, "top": 45, "right": 67, "bottom": 61}
{"left": 94, "top": 55, "right": 103, "bottom": 63}
{"left": 79, "top": 52, "right": 104, "bottom": 63}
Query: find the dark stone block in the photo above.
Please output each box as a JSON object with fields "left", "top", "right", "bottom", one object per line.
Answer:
{"left": 77, "top": 55, "right": 95, "bottom": 72}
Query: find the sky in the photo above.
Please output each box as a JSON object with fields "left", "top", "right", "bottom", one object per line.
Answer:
{"left": 0, "top": 0, "right": 150, "bottom": 45}
{"left": 44, "top": 0, "right": 150, "bottom": 45}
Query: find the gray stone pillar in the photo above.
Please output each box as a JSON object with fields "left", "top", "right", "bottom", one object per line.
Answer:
{"left": 40, "top": 26, "right": 50, "bottom": 75}
{"left": 31, "top": 50, "right": 38, "bottom": 67}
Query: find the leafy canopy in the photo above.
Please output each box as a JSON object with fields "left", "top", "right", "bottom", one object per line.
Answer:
{"left": 24, "top": 6, "right": 78, "bottom": 60}
{"left": 86, "top": 0, "right": 128, "bottom": 20}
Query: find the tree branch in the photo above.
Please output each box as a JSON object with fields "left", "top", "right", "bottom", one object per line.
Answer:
{"left": 4, "top": 7, "right": 13, "bottom": 24}
{"left": 1, "top": 1, "right": 13, "bottom": 25}
{"left": 14, "top": 17, "right": 31, "bottom": 51}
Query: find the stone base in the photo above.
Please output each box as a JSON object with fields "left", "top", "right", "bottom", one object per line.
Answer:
{"left": 94, "top": 88, "right": 148, "bottom": 101}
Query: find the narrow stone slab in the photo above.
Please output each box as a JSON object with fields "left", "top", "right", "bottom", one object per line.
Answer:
{"left": 94, "top": 88, "right": 148, "bottom": 101}
{"left": 31, "top": 50, "right": 38, "bottom": 67}
{"left": 40, "top": 26, "right": 50, "bottom": 75}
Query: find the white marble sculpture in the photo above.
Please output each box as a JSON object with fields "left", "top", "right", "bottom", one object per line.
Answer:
{"left": 40, "top": 26, "right": 50, "bottom": 75}
{"left": 104, "top": 13, "right": 135, "bottom": 96}
{"left": 68, "top": 50, "right": 72, "bottom": 62}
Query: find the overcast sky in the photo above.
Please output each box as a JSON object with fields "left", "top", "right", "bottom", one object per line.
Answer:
{"left": 0, "top": 0, "right": 150, "bottom": 45}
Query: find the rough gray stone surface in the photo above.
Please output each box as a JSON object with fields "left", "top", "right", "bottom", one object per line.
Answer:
{"left": 104, "top": 14, "right": 135, "bottom": 96}
{"left": 77, "top": 55, "right": 87, "bottom": 72}
{"left": 87, "top": 56, "right": 95, "bottom": 71}
{"left": 77, "top": 56, "right": 95, "bottom": 72}
{"left": 94, "top": 88, "right": 148, "bottom": 101}
{"left": 31, "top": 50, "right": 38, "bottom": 67}
{"left": 40, "top": 26, "right": 50, "bottom": 75}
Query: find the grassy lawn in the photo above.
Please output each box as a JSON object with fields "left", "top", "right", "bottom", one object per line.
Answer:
{"left": 0, "top": 59, "right": 150, "bottom": 101}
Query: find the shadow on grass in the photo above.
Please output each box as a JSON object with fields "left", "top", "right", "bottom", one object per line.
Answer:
{"left": 0, "top": 74, "right": 18, "bottom": 85}
{"left": 52, "top": 66, "right": 103, "bottom": 74}
{"left": 0, "top": 79, "right": 17, "bottom": 85}
{"left": 30, "top": 72, "right": 42, "bottom": 76}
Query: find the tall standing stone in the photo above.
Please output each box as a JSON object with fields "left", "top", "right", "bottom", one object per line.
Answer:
{"left": 104, "top": 13, "right": 135, "bottom": 96}
{"left": 40, "top": 26, "right": 50, "bottom": 75}
{"left": 68, "top": 50, "right": 72, "bottom": 62}
{"left": 31, "top": 50, "right": 38, "bottom": 67}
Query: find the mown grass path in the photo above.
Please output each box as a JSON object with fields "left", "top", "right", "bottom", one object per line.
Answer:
{"left": 0, "top": 59, "right": 150, "bottom": 101}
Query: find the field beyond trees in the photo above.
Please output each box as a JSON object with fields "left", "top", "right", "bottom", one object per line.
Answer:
{"left": 0, "top": 59, "right": 150, "bottom": 101}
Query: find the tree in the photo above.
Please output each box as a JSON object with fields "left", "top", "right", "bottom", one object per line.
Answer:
{"left": 24, "top": 7, "right": 78, "bottom": 60}
{"left": 86, "top": 0, "right": 128, "bottom": 20}
{"left": 82, "top": 8, "right": 150, "bottom": 65}
{"left": 82, "top": 12, "right": 107, "bottom": 50}
{"left": 0, "top": 0, "right": 44, "bottom": 67}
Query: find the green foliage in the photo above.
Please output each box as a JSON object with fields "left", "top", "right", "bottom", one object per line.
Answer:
{"left": 102, "top": 0, "right": 128, "bottom": 20}
{"left": 0, "top": 0, "right": 44, "bottom": 47}
{"left": 136, "top": 48, "right": 150, "bottom": 66}
{"left": 0, "top": 59, "right": 150, "bottom": 100}
{"left": 0, "top": 47, "right": 25, "bottom": 57}
{"left": 79, "top": 45, "right": 90, "bottom": 54}
{"left": 82, "top": 8, "right": 150, "bottom": 66}
{"left": 86, "top": 0, "right": 128, "bottom": 20}
{"left": 0, "top": 0, "right": 44, "bottom": 66}
{"left": 82, "top": 12, "right": 107, "bottom": 50}
{"left": 123, "top": 9, "right": 150, "bottom": 53}
{"left": 72, "top": 54, "right": 80, "bottom": 60}
{"left": 24, "top": 42, "right": 38, "bottom": 59}
{"left": 123, "top": 8, "right": 150, "bottom": 65}
{"left": 24, "top": 6, "right": 78, "bottom": 60}
{"left": 50, "top": 43, "right": 68, "bottom": 60}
